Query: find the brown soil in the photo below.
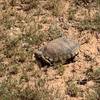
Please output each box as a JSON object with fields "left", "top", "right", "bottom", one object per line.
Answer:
{"left": 0, "top": 0, "right": 100, "bottom": 100}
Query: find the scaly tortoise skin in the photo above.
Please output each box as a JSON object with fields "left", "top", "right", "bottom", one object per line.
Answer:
{"left": 34, "top": 37, "right": 80, "bottom": 67}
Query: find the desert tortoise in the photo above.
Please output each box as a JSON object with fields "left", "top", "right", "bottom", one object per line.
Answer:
{"left": 34, "top": 36, "right": 79, "bottom": 67}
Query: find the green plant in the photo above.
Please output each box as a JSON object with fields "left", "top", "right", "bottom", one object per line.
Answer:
{"left": 66, "top": 81, "right": 79, "bottom": 97}
{"left": 51, "top": 0, "right": 59, "bottom": 16}
{"left": 94, "top": 84, "right": 100, "bottom": 99}
{"left": 20, "top": 0, "right": 39, "bottom": 8}
{"left": 92, "top": 67, "right": 100, "bottom": 83}
{"left": 8, "top": 64, "right": 18, "bottom": 75}
{"left": 0, "top": 77, "right": 53, "bottom": 100}
{"left": 0, "top": 77, "right": 19, "bottom": 100}
{"left": 44, "top": 0, "right": 63, "bottom": 16}
{"left": 0, "top": 63, "right": 7, "bottom": 77}
{"left": 8, "top": 0, "right": 16, "bottom": 6}
{"left": 85, "top": 89, "right": 99, "bottom": 100}
{"left": 57, "top": 64, "right": 65, "bottom": 76}
{"left": 47, "top": 24, "right": 62, "bottom": 40}
{"left": 76, "top": 13, "right": 100, "bottom": 32}
{"left": 68, "top": 8, "right": 77, "bottom": 20}
{"left": 74, "top": 0, "right": 94, "bottom": 7}
{"left": 96, "top": 0, "right": 100, "bottom": 6}
{"left": 85, "top": 67, "right": 100, "bottom": 82}
{"left": 20, "top": 70, "right": 29, "bottom": 83}
{"left": 36, "top": 78, "right": 46, "bottom": 87}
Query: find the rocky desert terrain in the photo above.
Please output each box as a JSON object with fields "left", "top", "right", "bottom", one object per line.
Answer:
{"left": 0, "top": 0, "right": 100, "bottom": 100}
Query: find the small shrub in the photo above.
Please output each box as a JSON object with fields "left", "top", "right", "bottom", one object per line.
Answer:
{"left": 68, "top": 8, "right": 77, "bottom": 20}
{"left": 85, "top": 89, "right": 99, "bottom": 100}
{"left": 57, "top": 64, "right": 65, "bottom": 76}
{"left": 47, "top": 24, "right": 63, "bottom": 40}
{"left": 36, "top": 78, "right": 46, "bottom": 87}
{"left": 20, "top": 70, "right": 29, "bottom": 83}
{"left": 66, "top": 81, "right": 79, "bottom": 97}
{"left": 0, "top": 77, "right": 53, "bottom": 100}
{"left": 85, "top": 67, "right": 100, "bottom": 83}
{"left": 0, "top": 63, "right": 6, "bottom": 77}
{"left": 78, "top": 13, "right": 100, "bottom": 32}
{"left": 8, "top": 64, "right": 18, "bottom": 75}
{"left": 74, "top": 0, "right": 94, "bottom": 7}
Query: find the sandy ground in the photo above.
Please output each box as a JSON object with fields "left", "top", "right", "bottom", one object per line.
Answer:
{"left": 0, "top": 0, "right": 100, "bottom": 100}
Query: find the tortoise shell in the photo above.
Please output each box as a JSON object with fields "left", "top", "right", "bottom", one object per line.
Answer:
{"left": 34, "top": 37, "right": 79, "bottom": 67}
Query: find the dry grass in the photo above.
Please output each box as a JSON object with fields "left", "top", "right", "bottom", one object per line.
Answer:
{"left": 0, "top": 0, "right": 100, "bottom": 100}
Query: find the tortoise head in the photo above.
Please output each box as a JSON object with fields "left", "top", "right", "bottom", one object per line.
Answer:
{"left": 72, "top": 43, "right": 80, "bottom": 57}
{"left": 34, "top": 49, "right": 52, "bottom": 66}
